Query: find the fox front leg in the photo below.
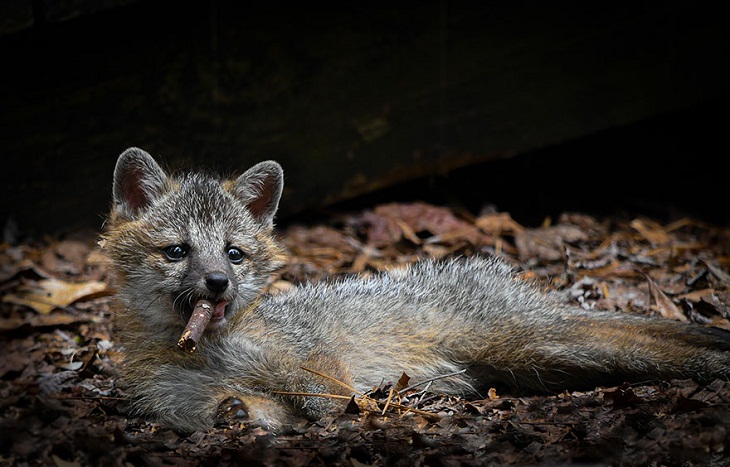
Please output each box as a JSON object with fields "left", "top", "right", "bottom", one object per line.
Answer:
{"left": 215, "top": 394, "right": 297, "bottom": 431}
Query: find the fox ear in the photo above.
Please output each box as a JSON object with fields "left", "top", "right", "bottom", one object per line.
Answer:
{"left": 233, "top": 160, "right": 284, "bottom": 229}
{"left": 112, "top": 147, "right": 168, "bottom": 218}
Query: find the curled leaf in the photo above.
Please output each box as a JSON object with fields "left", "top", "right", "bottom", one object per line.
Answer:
{"left": 3, "top": 278, "right": 109, "bottom": 314}
{"left": 645, "top": 274, "right": 688, "bottom": 322}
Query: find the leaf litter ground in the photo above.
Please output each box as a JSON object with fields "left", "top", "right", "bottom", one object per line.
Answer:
{"left": 1, "top": 203, "right": 729, "bottom": 466}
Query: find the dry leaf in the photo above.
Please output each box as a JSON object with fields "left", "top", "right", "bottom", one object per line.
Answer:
{"left": 676, "top": 288, "right": 715, "bottom": 302}
{"left": 395, "top": 372, "right": 411, "bottom": 392}
{"left": 645, "top": 275, "right": 688, "bottom": 322}
{"left": 631, "top": 218, "right": 672, "bottom": 245}
{"left": 475, "top": 212, "right": 524, "bottom": 236}
{"left": 361, "top": 202, "right": 486, "bottom": 247}
{"left": 42, "top": 239, "right": 91, "bottom": 275}
{"left": 702, "top": 259, "right": 730, "bottom": 285}
{"left": 382, "top": 373, "right": 411, "bottom": 415}
{"left": 515, "top": 225, "right": 587, "bottom": 262}
{"left": 3, "top": 278, "right": 109, "bottom": 314}
{"left": 52, "top": 454, "right": 82, "bottom": 467}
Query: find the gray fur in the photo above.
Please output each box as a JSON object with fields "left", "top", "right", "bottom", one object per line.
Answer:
{"left": 103, "top": 149, "right": 730, "bottom": 433}
{"left": 233, "top": 161, "right": 284, "bottom": 229}
{"left": 113, "top": 148, "right": 169, "bottom": 219}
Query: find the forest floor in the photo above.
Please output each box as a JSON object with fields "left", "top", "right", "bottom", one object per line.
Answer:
{"left": 1, "top": 201, "right": 729, "bottom": 466}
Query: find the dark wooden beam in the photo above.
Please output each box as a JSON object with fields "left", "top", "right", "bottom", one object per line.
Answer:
{"left": 1, "top": 2, "right": 727, "bottom": 233}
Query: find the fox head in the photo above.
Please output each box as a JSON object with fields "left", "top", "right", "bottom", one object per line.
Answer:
{"left": 102, "top": 147, "right": 285, "bottom": 337}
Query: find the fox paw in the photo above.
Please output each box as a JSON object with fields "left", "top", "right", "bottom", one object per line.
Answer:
{"left": 215, "top": 395, "right": 292, "bottom": 431}
{"left": 216, "top": 396, "right": 249, "bottom": 423}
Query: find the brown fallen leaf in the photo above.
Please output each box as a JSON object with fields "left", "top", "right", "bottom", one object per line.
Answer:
{"left": 676, "top": 288, "right": 715, "bottom": 302}
{"left": 673, "top": 394, "right": 710, "bottom": 413}
{"left": 41, "top": 239, "right": 91, "bottom": 276}
{"left": 475, "top": 212, "right": 524, "bottom": 236}
{"left": 708, "top": 316, "right": 730, "bottom": 331}
{"left": 2, "top": 278, "right": 109, "bottom": 314}
{"left": 51, "top": 454, "right": 82, "bottom": 467}
{"left": 360, "top": 202, "right": 487, "bottom": 247}
{"left": 0, "top": 350, "right": 30, "bottom": 377}
{"left": 0, "top": 312, "right": 98, "bottom": 332}
{"left": 515, "top": 225, "right": 587, "bottom": 262}
{"left": 382, "top": 372, "right": 410, "bottom": 415}
{"left": 702, "top": 259, "right": 730, "bottom": 286}
{"left": 603, "top": 384, "right": 642, "bottom": 408}
{"left": 630, "top": 218, "right": 672, "bottom": 245}
{"left": 0, "top": 255, "right": 53, "bottom": 283}
{"left": 645, "top": 274, "right": 688, "bottom": 322}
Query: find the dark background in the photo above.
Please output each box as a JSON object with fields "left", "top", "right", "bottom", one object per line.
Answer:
{"left": 1, "top": 1, "right": 728, "bottom": 236}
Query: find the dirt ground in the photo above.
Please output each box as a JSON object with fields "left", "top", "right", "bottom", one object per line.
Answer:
{"left": 1, "top": 201, "right": 729, "bottom": 466}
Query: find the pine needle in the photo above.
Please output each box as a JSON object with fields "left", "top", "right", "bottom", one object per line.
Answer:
{"left": 271, "top": 391, "right": 353, "bottom": 400}
{"left": 276, "top": 367, "right": 462, "bottom": 421}
{"left": 381, "top": 387, "right": 397, "bottom": 415}
{"left": 300, "top": 365, "right": 363, "bottom": 395}
{"left": 398, "top": 368, "right": 468, "bottom": 396}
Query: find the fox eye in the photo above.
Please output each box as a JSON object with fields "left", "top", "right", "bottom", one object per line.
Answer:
{"left": 163, "top": 245, "right": 188, "bottom": 261}
{"left": 227, "top": 246, "right": 245, "bottom": 264}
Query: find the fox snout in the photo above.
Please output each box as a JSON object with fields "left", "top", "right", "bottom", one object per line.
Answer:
{"left": 170, "top": 269, "right": 233, "bottom": 330}
{"left": 205, "top": 271, "right": 229, "bottom": 294}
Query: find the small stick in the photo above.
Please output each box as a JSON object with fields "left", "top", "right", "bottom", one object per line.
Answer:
{"left": 178, "top": 299, "right": 213, "bottom": 353}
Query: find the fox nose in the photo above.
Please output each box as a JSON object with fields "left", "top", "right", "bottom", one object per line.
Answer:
{"left": 205, "top": 271, "right": 229, "bottom": 294}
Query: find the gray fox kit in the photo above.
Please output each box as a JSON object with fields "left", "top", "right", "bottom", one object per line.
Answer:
{"left": 102, "top": 147, "right": 730, "bottom": 433}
